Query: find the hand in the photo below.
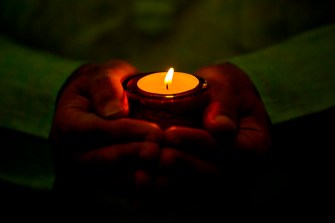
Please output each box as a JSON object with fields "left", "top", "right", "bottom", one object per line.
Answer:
{"left": 150, "top": 63, "right": 272, "bottom": 210}
{"left": 196, "top": 62, "right": 272, "bottom": 158}
{"left": 155, "top": 62, "right": 271, "bottom": 190}
{"left": 191, "top": 63, "right": 273, "bottom": 208}
{"left": 49, "top": 60, "right": 164, "bottom": 201}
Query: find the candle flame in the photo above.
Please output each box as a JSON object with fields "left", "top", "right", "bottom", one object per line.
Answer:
{"left": 164, "top": 68, "right": 174, "bottom": 90}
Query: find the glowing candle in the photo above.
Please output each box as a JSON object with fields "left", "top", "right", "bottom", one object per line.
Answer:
{"left": 137, "top": 68, "right": 199, "bottom": 95}
{"left": 122, "top": 68, "right": 209, "bottom": 128}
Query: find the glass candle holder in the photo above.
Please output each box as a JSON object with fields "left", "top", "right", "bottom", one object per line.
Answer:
{"left": 122, "top": 72, "right": 209, "bottom": 129}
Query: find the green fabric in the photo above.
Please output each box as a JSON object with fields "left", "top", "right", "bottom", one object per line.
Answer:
{"left": 0, "top": 36, "right": 81, "bottom": 189}
{"left": 229, "top": 23, "right": 335, "bottom": 124}
{"left": 0, "top": 36, "right": 82, "bottom": 138}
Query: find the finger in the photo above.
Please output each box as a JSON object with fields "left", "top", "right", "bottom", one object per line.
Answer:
{"left": 72, "top": 142, "right": 159, "bottom": 197}
{"left": 76, "top": 142, "right": 160, "bottom": 192}
{"left": 77, "top": 141, "right": 160, "bottom": 166}
{"left": 159, "top": 148, "right": 221, "bottom": 196}
{"left": 160, "top": 148, "right": 220, "bottom": 176}
{"left": 52, "top": 109, "right": 164, "bottom": 151}
{"left": 235, "top": 112, "right": 271, "bottom": 154}
{"left": 195, "top": 64, "right": 239, "bottom": 136}
{"left": 89, "top": 60, "right": 138, "bottom": 118}
{"left": 165, "top": 126, "right": 218, "bottom": 159}
{"left": 56, "top": 60, "right": 137, "bottom": 117}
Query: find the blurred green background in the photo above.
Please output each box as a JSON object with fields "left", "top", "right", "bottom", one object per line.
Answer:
{"left": 1, "top": 0, "right": 334, "bottom": 72}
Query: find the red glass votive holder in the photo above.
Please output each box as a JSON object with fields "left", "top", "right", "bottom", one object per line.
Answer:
{"left": 122, "top": 72, "right": 209, "bottom": 129}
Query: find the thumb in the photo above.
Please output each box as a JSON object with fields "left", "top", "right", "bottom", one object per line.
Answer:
{"left": 196, "top": 64, "right": 239, "bottom": 136}
{"left": 203, "top": 102, "right": 237, "bottom": 137}
{"left": 89, "top": 60, "right": 138, "bottom": 118}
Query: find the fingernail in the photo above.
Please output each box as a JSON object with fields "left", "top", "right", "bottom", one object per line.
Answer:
{"left": 101, "top": 100, "right": 125, "bottom": 118}
{"left": 214, "top": 115, "right": 236, "bottom": 132}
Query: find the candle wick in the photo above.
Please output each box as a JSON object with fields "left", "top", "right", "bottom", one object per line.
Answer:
{"left": 166, "top": 84, "right": 168, "bottom": 90}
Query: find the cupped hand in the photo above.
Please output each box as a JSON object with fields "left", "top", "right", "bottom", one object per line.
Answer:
{"left": 157, "top": 63, "right": 272, "bottom": 188}
{"left": 149, "top": 63, "right": 272, "bottom": 211}
{"left": 49, "top": 60, "right": 164, "bottom": 199}
{"left": 195, "top": 62, "right": 272, "bottom": 157}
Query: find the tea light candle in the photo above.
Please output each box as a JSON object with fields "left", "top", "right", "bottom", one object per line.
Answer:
{"left": 122, "top": 68, "right": 209, "bottom": 128}
{"left": 137, "top": 68, "right": 199, "bottom": 95}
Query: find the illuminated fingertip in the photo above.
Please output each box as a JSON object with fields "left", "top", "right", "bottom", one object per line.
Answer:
{"left": 166, "top": 126, "right": 178, "bottom": 131}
